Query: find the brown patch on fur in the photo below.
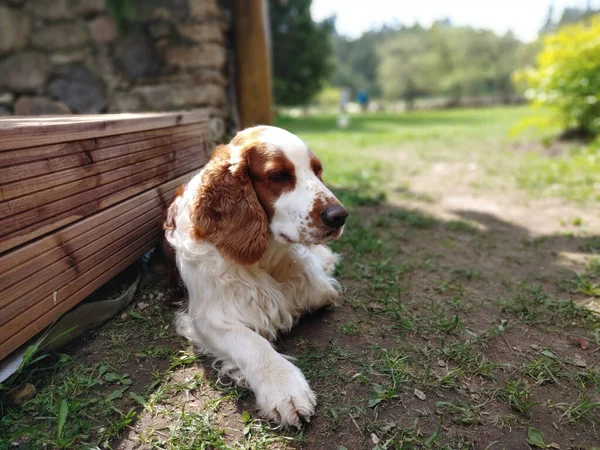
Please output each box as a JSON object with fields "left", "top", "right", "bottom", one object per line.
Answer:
{"left": 248, "top": 146, "right": 296, "bottom": 219}
{"left": 162, "top": 184, "right": 186, "bottom": 292}
{"left": 309, "top": 153, "right": 323, "bottom": 181}
{"left": 163, "top": 184, "right": 186, "bottom": 231}
{"left": 308, "top": 196, "right": 327, "bottom": 227}
{"left": 190, "top": 144, "right": 270, "bottom": 265}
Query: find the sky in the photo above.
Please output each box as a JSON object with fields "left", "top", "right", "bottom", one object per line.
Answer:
{"left": 311, "top": 0, "right": 600, "bottom": 42}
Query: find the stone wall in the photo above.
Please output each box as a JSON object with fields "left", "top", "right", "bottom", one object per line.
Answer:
{"left": 0, "top": 0, "right": 235, "bottom": 140}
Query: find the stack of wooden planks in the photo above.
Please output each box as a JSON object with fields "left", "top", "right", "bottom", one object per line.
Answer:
{"left": 0, "top": 110, "right": 211, "bottom": 361}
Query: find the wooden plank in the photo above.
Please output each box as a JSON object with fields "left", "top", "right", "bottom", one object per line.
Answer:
{"left": 0, "top": 207, "right": 162, "bottom": 324}
{"left": 0, "top": 149, "right": 208, "bottom": 253}
{"left": 0, "top": 187, "right": 177, "bottom": 292}
{"left": 0, "top": 132, "right": 203, "bottom": 201}
{"left": 0, "top": 137, "right": 203, "bottom": 215}
{"left": 0, "top": 122, "right": 204, "bottom": 167}
{"left": 0, "top": 192, "right": 173, "bottom": 312}
{"left": 0, "top": 145, "right": 201, "bottom": 235}
{"left": 0, "top": 226, "right": 160, "bottom": 341}
{"left": 234, "top": 0, "right": 272, "bottom": 127}
{"left": 0, "top": 127, "right": 204, "bottom": 187}
{"left": 1, "top": 128, "right": 206, "bottom": 186}
{"left": 0, "top": 232, "right": 160, "bottom": 360}
{"left": 0, "top": 174, "right": 192, "bottom": 270}
{"left": 0, "top": 110, "right": 209, "bottom": 151}
{"left": 90, "top": 128, "right": 206, "bottom": 162}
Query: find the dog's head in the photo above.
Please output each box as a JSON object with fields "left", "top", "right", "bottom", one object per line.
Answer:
{"left": 190, "top": 126, "right": 347, "bottom": 265}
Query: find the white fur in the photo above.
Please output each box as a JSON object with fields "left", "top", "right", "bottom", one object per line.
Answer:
{"left": 165, "top": 127, "right": 345, "bottom": 428}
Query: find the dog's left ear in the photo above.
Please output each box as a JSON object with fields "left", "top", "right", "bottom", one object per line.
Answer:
{"left": 190, "top": 144, "right": 269, "bottom": 265}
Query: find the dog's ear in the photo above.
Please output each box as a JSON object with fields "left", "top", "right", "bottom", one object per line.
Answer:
{"left": 163, "top": 184, "right": 186, "bottom": 231}
{"left": 191, "top": 144, "right": 269, "bottom": 265}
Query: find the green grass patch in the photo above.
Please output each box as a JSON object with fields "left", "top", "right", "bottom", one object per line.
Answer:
{"left": 515, "top": 141, "right": 600, "bottom": 202}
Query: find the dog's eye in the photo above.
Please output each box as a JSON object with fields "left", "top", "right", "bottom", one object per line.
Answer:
{"left": 268, "top": 171, "right": 289, "bottom": 182}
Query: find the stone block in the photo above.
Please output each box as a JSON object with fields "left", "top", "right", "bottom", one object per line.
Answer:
{"left": 115, "top": 29, "right": 161, "bottom": 79}
{"left": 110, "top": 92, "right": 144, "bottom": 112}
{"left": 14, "top": 96, "right": 71, "bottom": 115}
{"left": 164, "top": 44, "right": 226, "bottom": 70}
{"left": 0, "top": 52, "right": 51, "bottom": 92}
{"left": 130, "top": 83, "right": 226, "bottom": 110}
{"left": 179, "top": 23, "right": 224, "bottom": 43}
{"left": 188, "top": 0, "right": 223, "bottom": 20}
{"left": 31, "top": 23, "right": 89, "bottom": 50}
{"left": 89, "top": 15, "right": 117, "bottom": 43}
{"left": 0, "top": 6, "right": 30, "bottom": 55}
{"left": 26, "top": 0, "right": 73, "bottom": 20}
{"left": 192, "top": 68, "right": 228, "bottom": 85}
{"left": 48, "top": 65, "right": 106, "bottom": 113}
{"left": 50, "top": 49, "right": 91, "bottom": 65}
{"left": 72, "top": 0, "right": 106, "bottom": 16}
{"left": 134, "top": 0, "right": 189, "bottom": 20}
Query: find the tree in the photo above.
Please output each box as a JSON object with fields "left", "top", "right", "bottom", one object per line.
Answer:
{"left": 269, "top": 0, "right": 334, "bottom": 106}
{"left": 376, "top": 24, "right": 524, "bottom": 107}
{"left": 330, "top": 28, "right": 392, "bottom": 97}
{"left": 518, "top": 15, "right": 600, "bottom": 136}
{"left": 377, "top": 26, "right": 442, "bottom": 108}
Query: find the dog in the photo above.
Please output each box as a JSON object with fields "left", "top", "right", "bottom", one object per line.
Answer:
{"left": 163, "top": 125, "right": 347, "bottom": 427}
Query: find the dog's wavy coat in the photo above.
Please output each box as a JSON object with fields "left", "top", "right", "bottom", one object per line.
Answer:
{"left": 164, "top": 126, "right": 347, "bottom": 427}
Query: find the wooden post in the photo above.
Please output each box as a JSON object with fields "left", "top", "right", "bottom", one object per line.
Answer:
{"left": 233, "top": 0, "right": 273, "bottom": 128}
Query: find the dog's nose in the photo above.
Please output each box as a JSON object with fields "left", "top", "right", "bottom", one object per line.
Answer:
{"left": 321, "top": 205, "right": 348, "bottom": 228}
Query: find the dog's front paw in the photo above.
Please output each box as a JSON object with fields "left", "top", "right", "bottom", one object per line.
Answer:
{"left": 312, "top": 245, "right": 340, "bottom": 275}
{"left": 253, "top": 360, "right": 316, "bottom": 428}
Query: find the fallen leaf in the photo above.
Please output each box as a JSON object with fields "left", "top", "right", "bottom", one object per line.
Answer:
{"left": 527, "top": 427, "right": 546, "bottom": 448}
{"left": 367, "top": 397, "right": 383, "bottom": 408}
{"left": 571, "top": 354, "right": 587, "bottom": 368}
{"left": 127, "top": 310, "right": 145, "bottom": 320}
{"left": 576, "top": 338, "right": 589, "bottom": 350}
{"left": 541, "top": 350, "right": 557, "bottom": 359}
{"left": 6, "top": 383, "right": 37, "bottom": 406}
{"left": 414, "top": 388, "right": 427, "bottom": 401}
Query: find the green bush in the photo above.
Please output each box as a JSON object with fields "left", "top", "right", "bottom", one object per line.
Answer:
{"left": 517, "top": 15, "right": 600, "bottom": 136}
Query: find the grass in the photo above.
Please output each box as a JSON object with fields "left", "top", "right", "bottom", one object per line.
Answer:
{"left": 2, "top": 106, "right": 600, "bottom": 449}
{"left": 514, "top": 141, "right": 600, "bottom": 202}
{"left": 493, "top": 379, "right": 533, "bottom": 415}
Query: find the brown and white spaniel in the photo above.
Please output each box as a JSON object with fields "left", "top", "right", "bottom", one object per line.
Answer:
{"left": 163, "top": 125, "right": 347, "bottom": 428}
